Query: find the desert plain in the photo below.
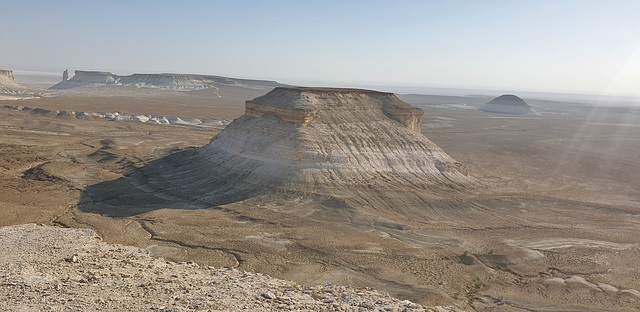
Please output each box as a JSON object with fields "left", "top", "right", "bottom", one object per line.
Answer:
{"left": 1, "top": 72, "right": 640, "bottom": 311}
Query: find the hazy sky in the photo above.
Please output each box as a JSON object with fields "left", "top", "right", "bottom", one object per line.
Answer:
{"left": 2, "top": 1, "right": 640, "bottom": 96}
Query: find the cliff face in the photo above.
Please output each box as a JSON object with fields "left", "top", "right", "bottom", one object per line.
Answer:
{"left": 246, "top": 87, "right": 424, "bottom": 131}
{"left": 49, "top": 70, "right": 282, "bottom": 91}
{"left": 0, "top": 70, "right": 17, "bottom": 84}
{"left": 125, "top": 87, "right": 473, "bottom": 210}
{"left": 480, "top": 94, "right": 536, "bottom": 115}
{"left": 0, "top": 69, "right": 26, "bottom": 95}
{"left": 72, "top": 71, "right": 116, "bottom": 83}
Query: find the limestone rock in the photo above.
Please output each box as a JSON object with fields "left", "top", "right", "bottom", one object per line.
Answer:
{"left": 565, "top": 275, "right": 599, "bottom": 289}
{"left": 620, "top": 289, "right": 640, "bottom": 299}
{"left": 127, "top": 87, "right": 475, "bottom": 208}
{"left": 245, "top": 87, "right": 423, "bottom": 131}
{"left": 598, "top": 283, "right": 618, "bottom": 292}
{"left": 50, "top": 70, "right": 282, "bottom": 91}
{"left": 0, "top": 69, "right": 27, "bottom": 95}
{"left": 479, "top": 94, "right": 535, "bottom": 115}
{"left": 0, "top": 69, "right": 17, "bottom": 84}
{"left": 543, "top": 277, "right": 566, "bottom": 287}
{"left": 62, "top": 69, "right": 70, "bottom": 81}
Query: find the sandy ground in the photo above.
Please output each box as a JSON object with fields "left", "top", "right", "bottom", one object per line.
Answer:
{"left": 12, "top": 86, "right": 255, "bottom": 120}
{"left": 1, "top": 87, "right": 640, "bottom": 311}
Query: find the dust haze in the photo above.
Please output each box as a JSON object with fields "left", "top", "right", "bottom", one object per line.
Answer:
{"left": 1, "top": 69, "right": 639, "bottom": 311}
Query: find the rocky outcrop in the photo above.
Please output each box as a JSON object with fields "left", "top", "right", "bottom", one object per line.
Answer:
{"left": 480, "top": 94, "right": 536, "bottom": 115}
{"left": 0, "top": 69, "right": 27, "bottom": 95}
{"left": 245, "top": 87, "right": 424, "bottom": 131}
{"left": 124, "top": 87, "right": 473, "bottom": 208}
{"left": 2, "top": 105, "right": 231, "bottom": 128}
{"left": 52, "top": 71, "right": 116, "bottom": 88}
{"left": 0, "top": 70, "right": 17, "bottom": 84}
{"left": 541, "top": 275, "right": 640, "bottom": 300}
{"left": 50, "top": 70, "right": 283, "bottom": 91}
{"left": 62, "top": 69, "right": 70, "bottom": 81}
{"left": 245, "top": 87, "right": 320, "bottom": 125}
{"left": 82, "top": 87, "right": 477, "bottom": 255}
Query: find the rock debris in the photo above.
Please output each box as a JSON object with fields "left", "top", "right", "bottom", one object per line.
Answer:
{"left": 0, "top": 224, "right": 464, "bottom": 312}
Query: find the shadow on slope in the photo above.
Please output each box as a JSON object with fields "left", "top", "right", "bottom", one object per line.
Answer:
{"left": 77, "top": 143, "right": 476, "bottom": 250}
{"left": 80, "top": 148, "right": 277, "bottom": 218}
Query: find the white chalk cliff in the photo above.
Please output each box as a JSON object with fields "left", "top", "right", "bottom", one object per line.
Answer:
{"left": 50, "top": 70, "right": 282, "bottom": 91}
{"left": 130, "top": 88, "right": 473, "bottom": 207}
{"left": 0, "top": 70, "right": 18, "bottom": 85}
{"left": 479, "top": 94, "right": 535, "bottom": 115}
{"left": 0, "top": 69, "right": 25, "bottom": 94}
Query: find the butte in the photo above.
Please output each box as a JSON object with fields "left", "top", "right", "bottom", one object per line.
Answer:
{"left": 479, "top": 94, "right": 536, "bottom": 115}
{"left": 135, "top": 88, "right": 473, "bottom": 197}
{"left": 88, "top": 87, "right": 479, "bottom": 242}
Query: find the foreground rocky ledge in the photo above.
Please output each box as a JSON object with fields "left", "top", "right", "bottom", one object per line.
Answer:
{"left": 0, "top": 224, "right": 463, "bottom": 311}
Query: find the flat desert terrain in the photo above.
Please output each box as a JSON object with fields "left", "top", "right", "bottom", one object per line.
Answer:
{"left": 2, "top": 82, "right": 640, "bottom": 311}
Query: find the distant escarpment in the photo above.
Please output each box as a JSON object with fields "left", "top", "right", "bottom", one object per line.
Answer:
{"left": 50, "top": 70, "right": 283, "bottom": 91}
{"left": 0, "top": 70, "right": 18, "bottom": 85}
{"left": 0, "top": 69, "right": 27, "bottom": 95}
{"left": 479, "top": 94, "right": 535, "bottom": 115}
{"left": 115, "top": 87, "right": 474, "bottom": 213}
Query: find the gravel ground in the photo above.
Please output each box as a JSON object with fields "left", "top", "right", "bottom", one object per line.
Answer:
{"left": 0, "top": 224, "right": 464, "bottom": 311}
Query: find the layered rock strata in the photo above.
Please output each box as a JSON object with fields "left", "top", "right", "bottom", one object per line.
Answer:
{"left": 126, "top": 87, "right": 473, "bottom": 210}
{"left": 479, "top": 94, "right": 535, "bottom": 115}
{"left": 246, "top": 87, "right": 424, "bottom": 131}
{"left": 0, "top": 69, "right": 26, "bottom": 95}
{"left": 0, "top": 70, "right": 17, "bottom": 84}
{"left": 83, "top": 87, "right": 479, "bottom": 258}
{"left": 50, "top": 70, "right": 282, "bottom": 91}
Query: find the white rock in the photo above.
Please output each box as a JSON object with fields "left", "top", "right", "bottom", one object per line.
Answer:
{"left": 597, "top": 283, "right": 618, "bottom": 292}
{"left": 542, "top": 278, "right": 566, "bottom": 287}
{"left": 565, "top": 276, "right": 599, "bottom": 290}
{"left": 620, "top": 289, "right": 640, "bottom": 299}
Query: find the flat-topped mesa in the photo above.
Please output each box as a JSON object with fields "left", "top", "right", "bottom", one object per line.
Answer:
{"left": 50, "top": 70, "right": 283, "bottom": 90}
{"left": 102, "top": 85, "right": 474, "bottom": 222}
{"left": 0, "top": 70, "right": 18, "bottom": 84}
{"left": 245, "top": 87, "right": 424, "bottom": 131}
{"left": 72, "top": 70, "right": 118, "bottom": 83}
